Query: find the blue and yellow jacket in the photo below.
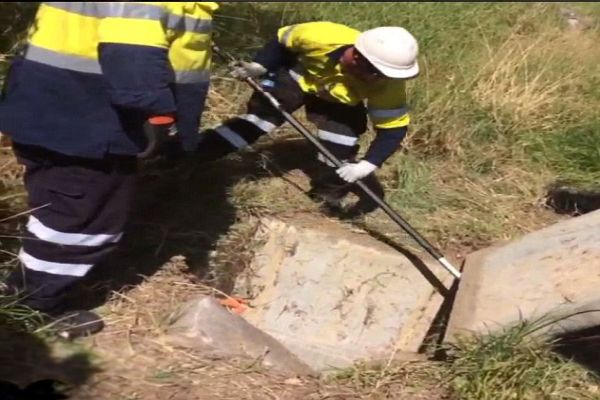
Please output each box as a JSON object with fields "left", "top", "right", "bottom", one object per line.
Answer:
{"left": 277, "top": 22, "right": 410, "bottom": 131}
{"left": 0, "top": 2, "right": 218, "bottom": 158}
{"left": 254, "top": 21, "right": 412, "bottom": 167}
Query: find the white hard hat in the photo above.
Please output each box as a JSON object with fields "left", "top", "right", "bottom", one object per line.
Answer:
{"left": 355, "top": 26, "right": 419, "bottom": 79}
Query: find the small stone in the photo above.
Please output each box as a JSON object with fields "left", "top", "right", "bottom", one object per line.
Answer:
{"left": 166, "top": 296, "right": 314, "bottom": 377}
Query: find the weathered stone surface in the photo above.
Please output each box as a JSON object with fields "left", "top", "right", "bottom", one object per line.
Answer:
{"left": 166, "top": 295, "right": 315, "bottom": 376}
{"left": 234, "top": 215, "right": 453, "bottom": 372}
{"left": 445, "top": 210, "right": 600, "bottom": 342}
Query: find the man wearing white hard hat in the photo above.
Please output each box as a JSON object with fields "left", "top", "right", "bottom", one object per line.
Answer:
{"left": 198, "top": 21, "right": 419, "bottom": 214}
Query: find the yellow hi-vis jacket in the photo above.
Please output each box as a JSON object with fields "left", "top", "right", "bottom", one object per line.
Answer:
{"left": 29, "top": 2, "right": 217, "bottom": 83}
{"left": 277, "top": 21, "right": 410, "bottom": 130}
{"left": 0, "top": 2, "right": 218, "bottom": 157}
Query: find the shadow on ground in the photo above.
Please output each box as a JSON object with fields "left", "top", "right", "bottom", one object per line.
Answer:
{"left": 545, "top": 184, "right": 600, "bottom": 216}
{"left": 67, "top": 137, "right": 332, "bottom": 310}
{"left": 0, "top": 325, "right": 98, "bottom": 398}
{"left": 553, "top": 326, "right": 600, "bottom": 376}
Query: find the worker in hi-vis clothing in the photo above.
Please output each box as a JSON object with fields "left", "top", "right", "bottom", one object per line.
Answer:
{"left": 0, "top": 2, "right": 218, "bottom": 338}
{"left": 197, "top": 21, "right": 419, "bottom": 214}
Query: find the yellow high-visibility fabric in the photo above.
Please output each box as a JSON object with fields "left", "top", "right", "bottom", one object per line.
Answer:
{"left": 28, "top": 2, "right": 218, "bottom": 82}
{"left": 278, "top": 21, "right": 409, "bottom": 129}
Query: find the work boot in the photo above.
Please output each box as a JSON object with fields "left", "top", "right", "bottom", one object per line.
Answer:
{"left": 195, "top": 128, "right": 239, "bottom": 163}
{"left": 308, "top": 166, "right": 386, "bottom": 218}
{"left": 44, "top": 309, "right": 105, "bottom": 340}
{"left": 342, "top": 173, "right": 386, "bottom": 218}
{"left": 2, "top": 274, "right": 104, "bottom": 339}
{"left": 308, "top": 185, "right": 351, "bottom": 210}
{"left": 308, "top": 168, "right": 354, "bottom": 211}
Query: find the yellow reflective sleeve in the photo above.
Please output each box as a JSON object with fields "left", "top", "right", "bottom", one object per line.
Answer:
{"left": 370, "top": 109, "right": 411, "bottom": 129}
{"left": 164, "top": 2, "right": 219, "bottom": 20}
{"left": 277, "top": 22, "right": 359, "bottom": 55}
{"left": 98, "top": 3, "right": 170, "bottom": 48}
{"left": 367, "top": 80, "right": 411, "bottom": 129}
{"left": 278, "top": 23, "right": 329, "bottom": 51}
{"left": 164, "top": 2, "right": 216, "bottom": 81}
{"left": 28, "top": 3, "right": 101, "bottom": 59}
{"left": 277, "top": 24, "right": 297, "bottom": 48}
{"left": 169, "top": 30, "right": 212, "bottom": 73}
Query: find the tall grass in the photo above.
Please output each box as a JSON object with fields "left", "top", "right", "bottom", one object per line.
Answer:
{"left": 446, "top": 321, "right": 600, "bottom": 400}
{"left": 0, "top": 3, "right": 596, "bottom": 277}
{"left": 0, "top": 292, "right": 44, "bottom": 333}
{"left": 0, "top": 3, "right": 598, "bottom": 398}
{"left": 328, "top": 319, "right": 600, "bottom": 399}
{"left": 213, "top": 2, "right": 600, "bottom": 247}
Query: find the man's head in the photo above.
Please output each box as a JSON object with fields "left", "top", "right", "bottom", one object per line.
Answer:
{"left": 340, "top": 46, "right": 385, "bottom": 83}
{"left": 340, "top": 26, "right": 419, "bottom": 82}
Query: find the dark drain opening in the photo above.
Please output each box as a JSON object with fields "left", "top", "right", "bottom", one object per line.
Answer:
{"left": 553, "top": 324, "right": 600, "bottom": 375}
{"left": 545, "top": 185, "right": 600, "bottom": 216}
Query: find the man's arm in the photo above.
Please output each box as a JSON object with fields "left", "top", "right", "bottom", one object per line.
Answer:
{"left": 337, "top": 83, "right": 410, "bottom": 183}
{"left": 253, "top": 36, "right": 295, "bottom": 72}
{"left": 97, "top": 2, "right": 176, "bottom": 116}
{"left": 364, "top": 126, "right": 408, "bottom": 167}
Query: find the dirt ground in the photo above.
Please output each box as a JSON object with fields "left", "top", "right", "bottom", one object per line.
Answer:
{"left": 0, "top": 256, "right": 448, "bottom": 400}
{"left": 71, "top": 144, "right": 449, "bottom": 399}
{"left": 69, "top": 259, "right": 449, "bottom": 400}
{"left": 0, "top": 141, "right": 449, "bottom": 399}
{"left": 0, "top": 134, "right": 568, "bottom": 399}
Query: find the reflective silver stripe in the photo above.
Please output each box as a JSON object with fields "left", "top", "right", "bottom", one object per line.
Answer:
{"left": 317, "top": 152, "right": 336, "bottom": 167}
{"left": 288, "top": 69, "right": 302, "bottom": 82}
{"left": 25, "top": 45, "right": 102, "bottom": 74}
{"left": 44, "top": 2, "right": 100, "bottom": 17}
{"left": 175, "top": 69, "right": 210, "bottom": 84}
{"left": 280, "top": 25, "right": 296, "bottom": 46}
{"left": 166, "top": 14, "right": 212, "bottom": 33}
{"left": 27, "top": 215, "right": 122, "bottom": 247}
{"left": 368, "top": 106, "right": 409, "bottom": 119}
{"left": 46, "top": 2, "right": 164, "bottom": 20}
{"left": 439, "top": 257, "right": 462, "bottom": 279}
{"left": 47, "top": 3, "right": 212, "bottom": 33}
{"left": 238, "top": 114, "right": 276, "bottom": 133}
{"left": 26, "top": 47, "right": 210, "bottom": 81}
{"left": 19, "top": 249, "right": 93, "bottom": 277}
{"left": 317, "top": 130, "right": 358, "bottom": 147}
{"left": 216, "top": 126, "right": 249, "bottom": 149}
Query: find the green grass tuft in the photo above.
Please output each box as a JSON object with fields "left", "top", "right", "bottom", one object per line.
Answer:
{"left": 446, "top": 320, "right": 600, "bottom": 400}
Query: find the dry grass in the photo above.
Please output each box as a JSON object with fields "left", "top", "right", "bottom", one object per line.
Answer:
{"left": 327, "top": 360, "right": 448, "bottom": 400}
{"left": 380, "top": 159, "right": 561, "bottom": 249}
{"left": 73, "top": 256, "right": 316, "bottom": 400}
{"left": 0, "top": 3, "right": 598, "bottom": 400}
{"left": 446, "top": 320, "right": 600, "bottom": 400}
{"left": 67, "top": 255, "right": 445, "bottom": 400}
{"left": 199, "top": 7, "right": 600, "bottom": 255}
{"left": 205, "top": 217, "right": 262, "bottom": 293}
{"left": 472, "top": 33, "right": 588, "bottom": 137}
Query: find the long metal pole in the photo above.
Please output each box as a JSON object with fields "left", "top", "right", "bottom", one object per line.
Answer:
{"left": 212, "top": 45, "right": 461, "bottom": 279}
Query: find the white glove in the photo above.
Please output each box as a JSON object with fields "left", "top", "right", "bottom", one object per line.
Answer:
{"left": 229, "top": 61, "right": 268, "bottom": 80}
{"left": 336, "top": 160, "right": 378, "bottom": 183}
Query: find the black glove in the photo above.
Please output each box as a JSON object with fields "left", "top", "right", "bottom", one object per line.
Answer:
{"left": 137, "top": 115, "right": 176, "bottom": 159}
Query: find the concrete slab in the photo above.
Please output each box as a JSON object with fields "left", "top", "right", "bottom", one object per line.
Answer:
{"left": 166, "top": 296, "right": 315, "bottom": 376}
{"left": 445, "top": 210, "right": 600, "bottom": 342}
{"left": 233, "top": 215, "right": 453, "bottom": 372}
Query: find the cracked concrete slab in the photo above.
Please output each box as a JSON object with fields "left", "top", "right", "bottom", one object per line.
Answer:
{"left": 233, "top": 215, "right": 453, "bottom": 372}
